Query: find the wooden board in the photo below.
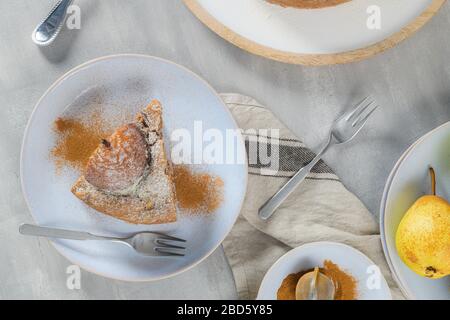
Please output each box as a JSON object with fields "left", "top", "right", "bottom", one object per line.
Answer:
{"left": 184, "top": 0, "right": 446, "bottom": 65}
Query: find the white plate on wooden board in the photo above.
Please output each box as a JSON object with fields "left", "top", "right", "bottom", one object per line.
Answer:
{"left": 380, "top": 121, "right": 450, "bottom": 300}
{"left": 20, "top": 54, "right": 248, "bottom": 281}
{"left": 257, "top": 242, "right": 392, "bottom": 300}
{"left": 184, "top": 0, "right": 445, "bottom": 65}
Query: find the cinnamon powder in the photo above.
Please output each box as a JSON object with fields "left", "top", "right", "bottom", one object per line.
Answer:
{"left": 51, "top": 113, "right": 110, "bottom": 172}
{"left": 277, "top": 260, "right": 358, "bottom": 300}
{"left": 173, "top": 165, "right": 224, "bottom": 215}
{"left": 322, "top": 260, "right": 358, "bottom": 300}
{"left": 51, "top": 115, "right": 225, "bottom": 215}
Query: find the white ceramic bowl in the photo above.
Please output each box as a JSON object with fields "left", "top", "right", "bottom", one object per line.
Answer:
{"left": 257, "top": 242, "right": 392, "bottom": 300}
{"left": 380, "top": 121, "right": 450, "bottom": 299}
{"left": 20, "top": 54, "right": 248, "bottom": 281}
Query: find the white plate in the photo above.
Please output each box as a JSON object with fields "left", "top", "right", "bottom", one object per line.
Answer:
{"left": 20, "top": 54, "right": 248, "bottom": 281}
{"left": 381, "top": 121, "right": 450, "bottom": 300}
{"left": 192, "top": 0, "right": 435, "bottom": 54}
{"left": 257, "top": 242, "right": 392, "bottom": 300}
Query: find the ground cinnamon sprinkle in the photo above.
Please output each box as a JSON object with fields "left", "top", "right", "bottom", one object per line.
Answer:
{"left": 277, "top": 272, "right": 306, "bottom": 300}
{"left": 51, "top": 113, "right": 225, "bottom": 215}
{"left": 322, "top": 260, "right": 358, "bottom": 300}
{"left": 173, "top": 165, "right": 224, "bottom": 215}
{"left": 51, "top": 113, "right": 110, "bottom": 172}
{"left": 277, "top": 260, "right": 358, "bottom": 300}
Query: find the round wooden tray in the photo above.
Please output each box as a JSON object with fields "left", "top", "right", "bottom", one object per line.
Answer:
{"left": 184, "top": 0, "right": 446, "bottom": 66}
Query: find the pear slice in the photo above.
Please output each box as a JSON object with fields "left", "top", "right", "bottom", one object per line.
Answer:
{"left": 295, "top": 267, "right": 335, "bottom": 300}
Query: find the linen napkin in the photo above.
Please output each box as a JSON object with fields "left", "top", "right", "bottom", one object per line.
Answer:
{"left": 220, "top": 93, "right": 403, "bottom": 300}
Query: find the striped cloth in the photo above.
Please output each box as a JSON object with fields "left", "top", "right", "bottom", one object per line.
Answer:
{"left": 221, "top": 93, "right": 402, "bottom": 300}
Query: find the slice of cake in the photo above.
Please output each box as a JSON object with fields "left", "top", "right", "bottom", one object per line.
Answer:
{"left": 268, "top": 0, "right": 350, "bottom": 9}
{"left": 71, "top": 100, "right": 177, "bottom": 224}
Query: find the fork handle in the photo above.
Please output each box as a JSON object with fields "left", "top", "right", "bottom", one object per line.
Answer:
{"left": 32, "top": 0, "right": 74, "bottom": 46}
{"left": 258, "top": 139, "right": 332, "bottom": 220}
{"left": 19, "top": 224, "right": 110, "bottom": 241}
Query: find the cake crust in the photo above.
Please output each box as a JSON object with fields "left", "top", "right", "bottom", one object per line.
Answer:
{"left": 268, "top": 0, "right": 350, "bottom": 9}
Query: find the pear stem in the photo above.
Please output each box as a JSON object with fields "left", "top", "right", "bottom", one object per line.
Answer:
{"left": 429, "top": 167, "right": 436, "bottom": 196}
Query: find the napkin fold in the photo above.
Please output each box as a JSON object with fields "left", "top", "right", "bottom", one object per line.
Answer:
{"left": 220, "top": 93, "right": 402, "bottom": 300}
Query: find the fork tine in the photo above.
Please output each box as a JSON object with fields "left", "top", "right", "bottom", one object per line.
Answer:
{"left": 155, "top": 247, "right": 185, "bottom": 257}
{"left": 156, "top": 239, "right": 186, "bottom": 250}
{"left": 349, "top": 100, "right": 376, "bottom": 124}
{"left": 352, "top": 105, "right": 379, "bottom": 128}
{"left": 152, "top": 232, "right": 187, "bottom": 243}
{"left": 346, "top": 96, "right": 374, "bottom": 121}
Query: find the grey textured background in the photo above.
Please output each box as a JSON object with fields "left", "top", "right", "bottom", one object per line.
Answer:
{"left": 1, "top": 0, "right": 449, "bottom": 299}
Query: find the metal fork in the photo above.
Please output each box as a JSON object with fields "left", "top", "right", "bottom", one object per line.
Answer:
{"left": 19, "top": 224, "right": 186, "bottom": 257}
{"left": 258, "top": 96, "right": 378, "bottom": 220}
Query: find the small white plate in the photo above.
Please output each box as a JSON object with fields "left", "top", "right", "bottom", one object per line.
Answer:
{"left": 189, "top": 0, "right": 437, "bottom": 55}
{"left": 257, "top": 242, "right": 392, "bottom": 300}
{"left": 20, "top": 54, "right": 248, "bottom": 281}
{"left": 381, "top": 121, "right": 450, "bottom": 300}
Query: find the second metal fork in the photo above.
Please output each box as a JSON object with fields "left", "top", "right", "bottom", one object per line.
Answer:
{"left": 19, "top": 224, "right": 186, "bottom": 257}
{"left": 258, "top": 96, "right": 378, "bottom": 220}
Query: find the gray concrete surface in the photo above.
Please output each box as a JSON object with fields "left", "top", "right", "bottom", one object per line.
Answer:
{"left": 0, "top": 0, "right": 449, "bottom": 299}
